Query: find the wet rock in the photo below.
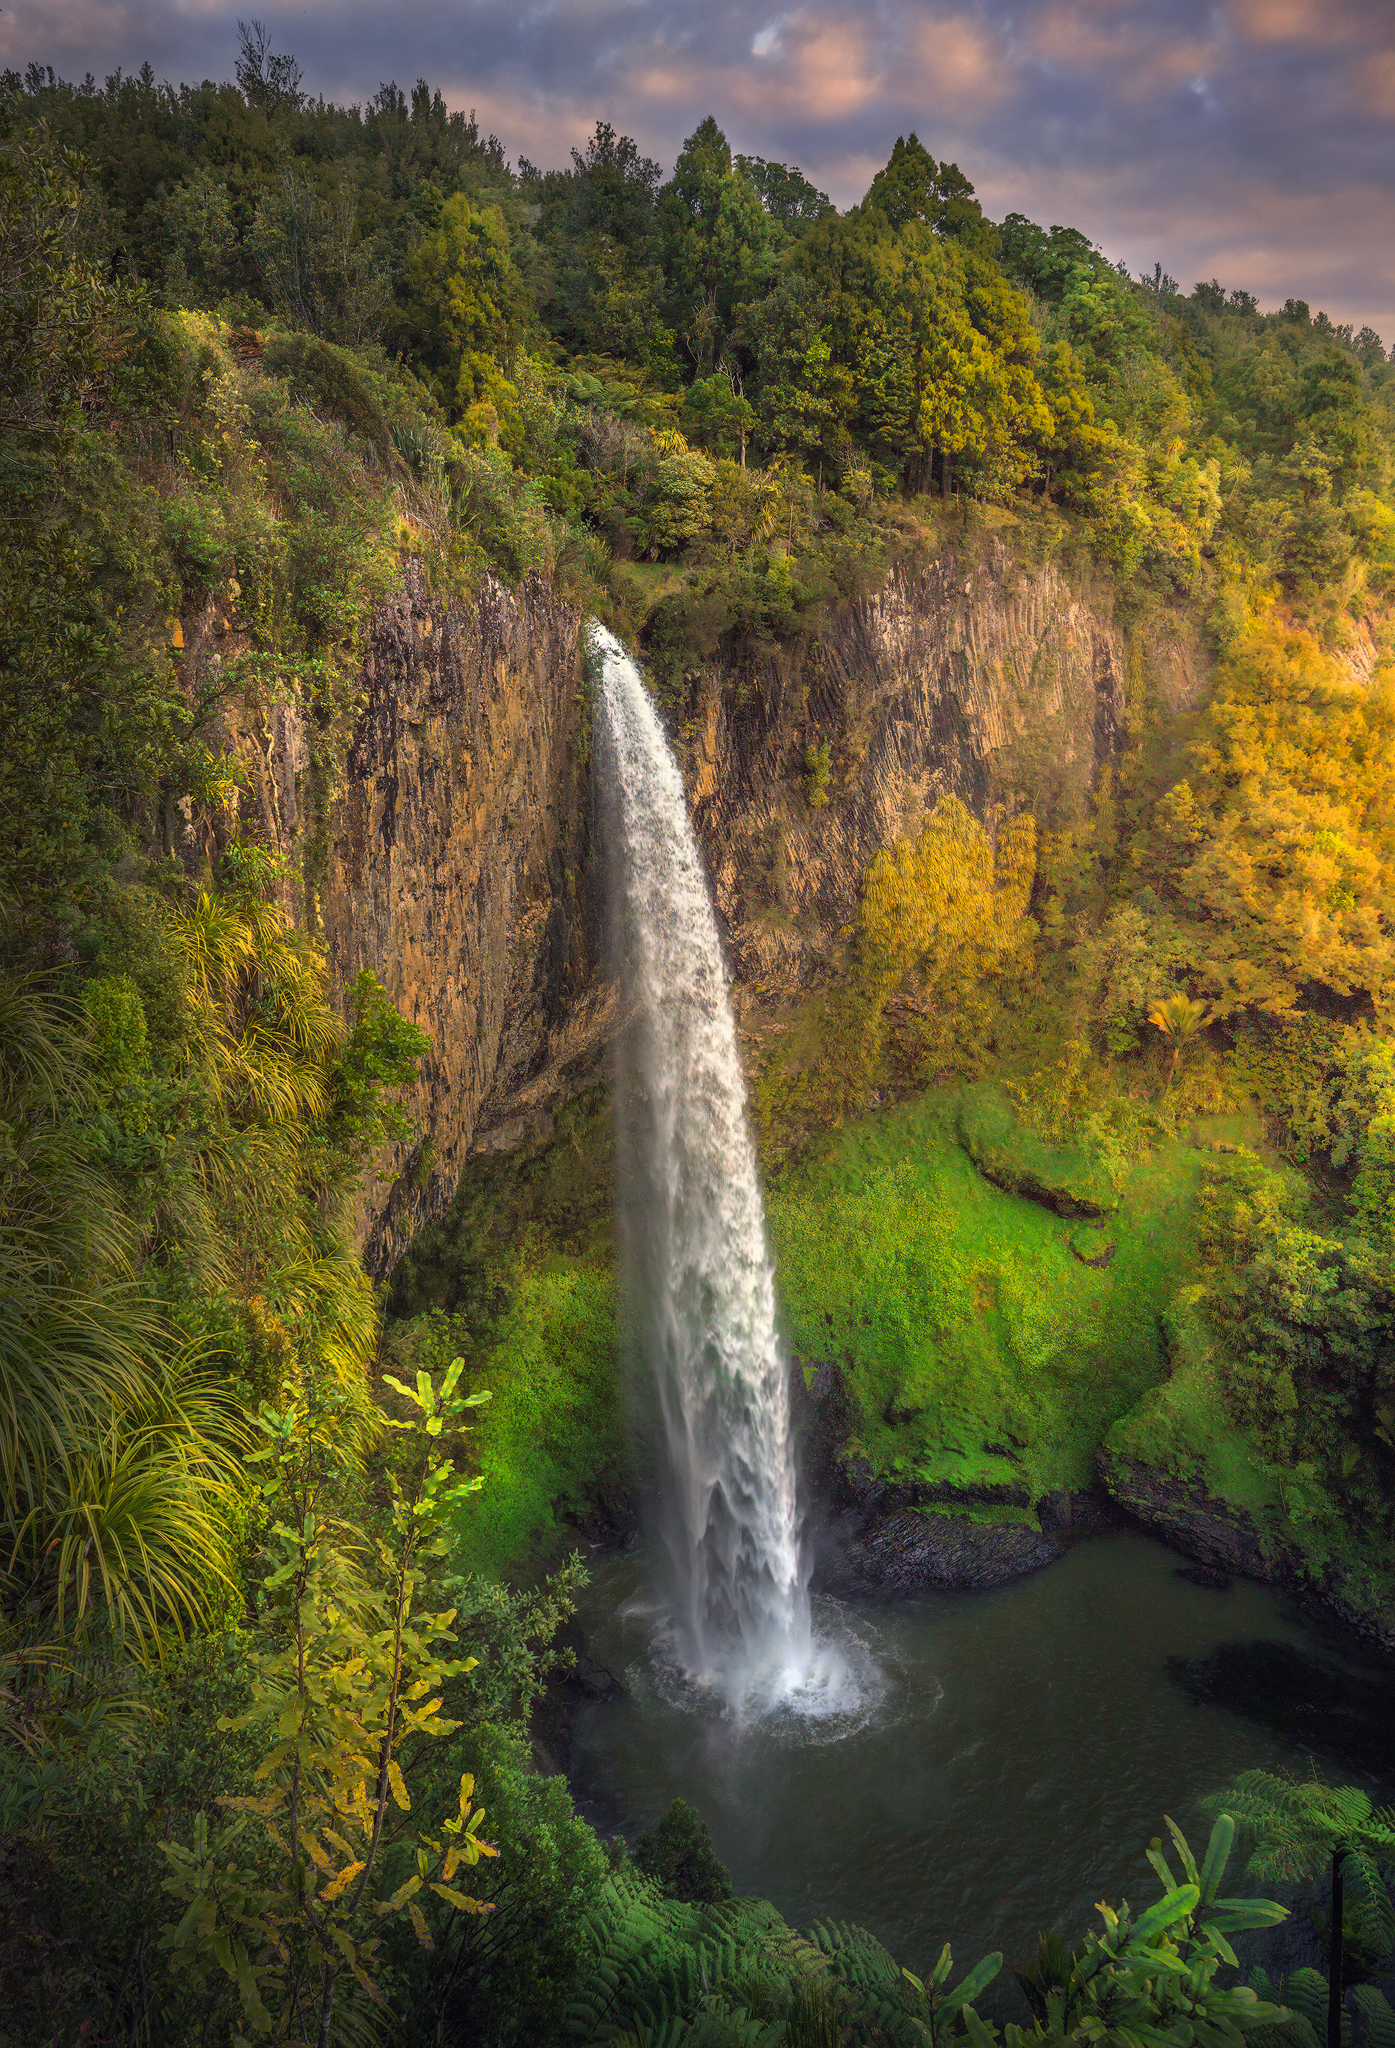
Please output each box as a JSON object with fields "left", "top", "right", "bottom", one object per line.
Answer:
{"left": 1036, "top": 1486, "right": 1125, "bottom": 1535}
{"left": 1174, "top": 1563, "right": 1232, "bottom": 1590}
{"left": 194, "top": 563, "right": 608, "bottom": 1276}
{"left": 813, "top": 1507, "right": 1063, "bottom": 1595}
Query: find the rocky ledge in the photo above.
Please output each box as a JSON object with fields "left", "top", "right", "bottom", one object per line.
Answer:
{"left": 1101, "top": 1449, "right": 1395, "bottom": 1657}
{"left": 812, "top": 1506, "right": 1063, "bottom": 1595}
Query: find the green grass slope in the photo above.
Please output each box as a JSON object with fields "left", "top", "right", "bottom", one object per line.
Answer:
{"left": 766, "top": 1090, "right": 1259, "bottom": 1514}
{"left": 388, "top": 1079, "right": 1295, "bottom": 1577}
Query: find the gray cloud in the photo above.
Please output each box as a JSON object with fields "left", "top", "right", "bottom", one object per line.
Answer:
{"left": 5, "top": 0, "right": 1393, "bottom": 337}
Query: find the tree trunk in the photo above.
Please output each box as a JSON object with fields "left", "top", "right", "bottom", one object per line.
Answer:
{"left": 319, "top": 1967, "right": 339, "bottom": 2048}
{"left": 1329, "top": 1849, "right": 1345, "bottom": 2048}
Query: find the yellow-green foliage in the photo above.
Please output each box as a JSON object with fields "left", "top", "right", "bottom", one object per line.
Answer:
{"left": 1146, "top": 618, "right": 1395, "bottom": 1016}
{"left": 394, "top": 192, "right": 527, "bottom": 434}
{"left": 758, "top": 800, "right": 1037, "bottom": 1158}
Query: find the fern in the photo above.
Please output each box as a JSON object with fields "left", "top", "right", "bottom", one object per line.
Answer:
{"left": 1278, "top": 1970, "right": 1351, "bottom": 2048}
{"left": 568, "top": 1877, "right": 928, "bottom": 2047}
{"left": 1351, "top": 1986, "right": 1395, "bottom": 2048}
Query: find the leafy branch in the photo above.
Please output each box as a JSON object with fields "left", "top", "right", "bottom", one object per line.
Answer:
{"left": 160, "top": 1361, "right": 494, "bottom": 2045}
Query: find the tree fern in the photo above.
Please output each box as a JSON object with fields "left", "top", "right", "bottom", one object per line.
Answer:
{"left": 1218, "top": 1771, "right": 1395, "bottom": 1887}
{"left": 565, "top": 1874, "right": 929, "bottom": 2047}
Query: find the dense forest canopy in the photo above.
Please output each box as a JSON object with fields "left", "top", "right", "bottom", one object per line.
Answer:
{"left": 3, "top": 24, "right": 1395, "bottom": 2047}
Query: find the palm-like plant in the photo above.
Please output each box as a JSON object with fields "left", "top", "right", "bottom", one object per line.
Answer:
{"left": 176, "top": 891, "right": 338, "bottom": 1126}
{"left": 1212, "top": 1770, "right": 1395, "bottom": 2048}
{"left": 4, "top": 1361, "right": 246, "bottom": 1659}
{"left": 0, "top": 981, "right": 158, "bottom": 1499}
{"left": 1147, "top": 992, "right": 1211, "bottom": 1085}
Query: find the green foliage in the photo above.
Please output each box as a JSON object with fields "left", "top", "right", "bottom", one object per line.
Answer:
{"left": 323, "top": 970, "right": 432, "bottom": 1174}
{"left": 407, "top": 1719, "right": 609, "bottom": 2045}
{"left": 0, "top": 1633, "right": 264, "bottom": 2039}
{"left": 0, "top": 97, "right": 136, "bottom": 435}
{"left": 563, "top": 1870, "right": 937, "bottom": 2047}
{"left": 988, "top": 1815, "right": 1290, "bottom": 2048}
{"left": 863, "top": 134, "right": 995, "bottom": 254}
{"left": 562, "top": 1817, "right": 1291, "bottom": 2048}
{"left": 635, "top": 1800, "right": 734, "bottom": 1905}
{"left": 0, "top": 982, "right": 245, "bottom": 1662}
{"left": 249, "top": 174, "right": 391, "bottom": 348}
{"left": 160, "top": 1362, "right": 496, "bottom": 2042}
{"left": 1193, "top": 1150, "right": 1395, "bottom": 1516}
{"left": 395, "top": 1264, "right": 625, "bottom": 1576}
{"left": 1214, "top": 1771, "right": 1395, "bottom": 1891}
{"left": 765, "top": 1088, "right": 1215, "bottom": 1508}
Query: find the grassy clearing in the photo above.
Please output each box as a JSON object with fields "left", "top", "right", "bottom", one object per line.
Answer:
{"left": 766, "top": 1089, "right": 1264, "bottom": 1506}
{"left": 391, "top": 1072, "right": 1299, "bottom": 1576}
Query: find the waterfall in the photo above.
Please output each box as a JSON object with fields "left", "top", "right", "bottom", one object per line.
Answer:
{"left": 592, "top": 623, "right": 811, "bottom": 1705}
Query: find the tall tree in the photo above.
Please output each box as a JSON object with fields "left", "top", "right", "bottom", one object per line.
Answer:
{"left": 861, "top": 132, "right": 996, "bottom": 255}
{"left": 659, "top": 116, "right": 771, "bottom": 376}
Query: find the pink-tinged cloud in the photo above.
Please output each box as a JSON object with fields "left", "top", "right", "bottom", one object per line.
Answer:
{"left": 909, "top": 16, "right": 1013, "bottom": 113}
{"left": 1224, "top": 0, "right": 1373, "bottom": 43}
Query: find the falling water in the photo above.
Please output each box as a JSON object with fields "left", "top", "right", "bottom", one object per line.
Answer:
{"left": 592, "top": 622, "right": 811, "bottom": 1707}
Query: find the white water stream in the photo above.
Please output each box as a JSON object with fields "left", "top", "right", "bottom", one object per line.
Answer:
{"left": 592, "top": 623, "right": 812, "bottom": 1709}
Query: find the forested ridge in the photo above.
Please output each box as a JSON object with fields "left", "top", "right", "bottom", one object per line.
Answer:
{"left": 3, "top": 25, "right": 1395, "bottom": 2046}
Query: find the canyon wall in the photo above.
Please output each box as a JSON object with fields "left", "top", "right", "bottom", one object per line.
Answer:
{"left": 685, "top": 545, "right": 1206, "bottom": 997}
{"left": 186, "top": 563, "right": 609, "bottom": 1275}
{"left": 177, "top": 538, "right": 1208, "bottom": 1272}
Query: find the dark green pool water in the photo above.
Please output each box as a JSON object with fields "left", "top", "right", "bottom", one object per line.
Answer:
{"left": 567, "top": 1531, "right": 1395, "bottom": 1999}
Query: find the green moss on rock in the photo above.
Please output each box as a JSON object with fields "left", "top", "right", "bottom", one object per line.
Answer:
{"left": 956, "top": 1082, "right": 1119, "bottom": 1217}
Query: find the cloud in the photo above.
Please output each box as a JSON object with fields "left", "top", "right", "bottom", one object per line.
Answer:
{"left": 4, "top": 0, "right": 1393, "bottom": 338}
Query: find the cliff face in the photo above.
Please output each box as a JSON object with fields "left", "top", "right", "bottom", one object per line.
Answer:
{"left": 684, "top": 545, "right": 1206, "bottom": 994}
{"left": 190, "top": 564, "right": 610, "bottom": 1276}
{"left": 181, "top": 538, "right": 1206, "bottom": 1271}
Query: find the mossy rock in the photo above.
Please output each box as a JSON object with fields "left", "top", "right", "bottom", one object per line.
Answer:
{"left": 1068, "top": 1224, "right": 1117, "bottom": 1268}
{"left": 956, "top": 1083, "right": 1118, "bottom": 1218}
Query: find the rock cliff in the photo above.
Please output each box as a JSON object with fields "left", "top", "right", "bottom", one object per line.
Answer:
{"left": 179, "top": 535, "right": 1206, "bottom": 1273}
{"left": 684, "top": 544, "right": 1205, "bottom": 995}
{"left": 183, "top": 563, "right": 609, "bottom": 1276}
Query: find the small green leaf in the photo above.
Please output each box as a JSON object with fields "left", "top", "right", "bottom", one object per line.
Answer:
{"left": 1197, "top": 1815, "right": 1234, "bottom": 1903}
{"left": 941, "top": 1953, "right": 1003, "bottom": 2017}
{"left": 1128, "top": 1884, "right": 1199, "bottom": 1946}
{"left": 962, "top": 2007, "right": 999, "bottom": 2048}
{"left": 1165, "top": 1816, "right": 1202, "bottom": 1890}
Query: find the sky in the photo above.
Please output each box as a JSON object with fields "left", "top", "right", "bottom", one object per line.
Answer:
{"left": 5, "top": 0, "right": 1393, "bottom": 343}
